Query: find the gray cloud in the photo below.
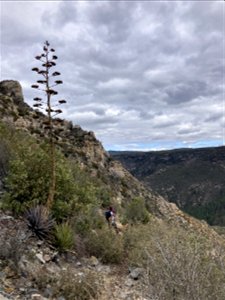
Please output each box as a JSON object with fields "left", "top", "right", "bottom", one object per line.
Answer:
{"left": 1, "top": 1, "right": 223, "bottom": 150}
{"left": 41, "top": 1, "right": 77, "bottom": 28}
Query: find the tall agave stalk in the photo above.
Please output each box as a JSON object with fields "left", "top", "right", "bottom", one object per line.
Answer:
{"left": 31, "top": 40, "right": 66, "bottom": 210}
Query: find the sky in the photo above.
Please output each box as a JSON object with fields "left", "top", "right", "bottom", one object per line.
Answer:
{"left": 0, "top": 0, "right": 224, "bottom": 151}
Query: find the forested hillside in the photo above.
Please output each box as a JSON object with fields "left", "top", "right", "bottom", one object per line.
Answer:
{"left": 111, "top": 147, "right": 225, "bottom": 226}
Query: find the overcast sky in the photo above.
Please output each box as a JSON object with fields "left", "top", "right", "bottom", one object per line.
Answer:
{"left": 1, "top": 1, "right": 224, "bottom": 151}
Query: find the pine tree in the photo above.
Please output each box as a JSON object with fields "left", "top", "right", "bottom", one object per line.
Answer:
{"left": 31, "top": 40, "right": 66, "bottom": 209}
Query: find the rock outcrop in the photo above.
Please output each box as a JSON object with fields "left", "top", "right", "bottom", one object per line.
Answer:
{"left": 0, "top": 80, "right": 24, "bottom": 105}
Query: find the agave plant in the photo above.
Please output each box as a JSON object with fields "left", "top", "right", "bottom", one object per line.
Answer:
{"left": 31, "top": 40, "right": 67, "bottom": 210}
{"left": 25, "top": 205, "right": 55, "bottom": 240}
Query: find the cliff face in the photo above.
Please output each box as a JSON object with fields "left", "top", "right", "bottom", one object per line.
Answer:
{"left": 111, "top": 147, "right": 225, "bottom": 225}
{"left": 0, "top": 80, "right": 108, "bottom": 169}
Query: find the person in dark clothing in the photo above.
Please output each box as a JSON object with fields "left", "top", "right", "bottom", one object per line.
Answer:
{"left": 105, "top": 206, "right": 114, "bottom": 225}
{"left": 105, "top": 206, "right": 119, "bottom": 233}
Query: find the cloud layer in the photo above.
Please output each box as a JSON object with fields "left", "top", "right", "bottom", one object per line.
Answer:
{"left": 1, "top": 1, "right": 224, "bottom": 150}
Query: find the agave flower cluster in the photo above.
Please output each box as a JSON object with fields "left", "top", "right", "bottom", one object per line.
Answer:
{"left": 31, "top": 40, "right": 66, "bottom": 133}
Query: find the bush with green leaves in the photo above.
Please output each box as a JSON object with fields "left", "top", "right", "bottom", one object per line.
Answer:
{"left": 0, "top": 122, "right": 28, "bottom": 184}
{"left": 73, "top": 204, "right": 105, "bottom": 236}
{"left": 2, "top": 139, "right": 76, "bottom": 216}
{"left": 125, "top": 197, "right": 150, "bottom": 224}
{"left": 54, "top": 222, "right": 74, "bottom": 252}
{"left": 85, "top": 227, "right": 124, "bottom": 264}
{"left": 0, "top": 122, "right": 112, "bottom": 221}
{"left": 0, "top": 128, "right": 107, "bottom": 220}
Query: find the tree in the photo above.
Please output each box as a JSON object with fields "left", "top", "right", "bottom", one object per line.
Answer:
{"left": 31, "top": 40, "right": 66, "bottom": 209}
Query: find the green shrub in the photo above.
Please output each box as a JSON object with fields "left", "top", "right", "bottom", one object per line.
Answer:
{"left": 97, "top": 187, "right": 112, "bottom": 208}
{"left": 0, "top": 123, "right": 112, "bottom": 221}
{"left": 52, "top": 199, "right": 76, "bottom": 222}
{"left": 2, "top": 137, "right": 77, "bottom": 217}
{"left": 54, "top": 222, "right": 74, "bottom": 252}
{"left": 73, "top": 205, "right": 105, "bottom": 236}
{"left": 125, "top": 197, "right": 150, "bottom": 224}
{"left": 85, "top": 227, "right": 124, "bottom": 264}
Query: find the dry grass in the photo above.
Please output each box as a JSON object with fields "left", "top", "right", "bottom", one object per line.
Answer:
{"left": 0, "top": 230, "right": 24, "bottom": 272}
{"left": 34, "top": 266, "right": 103, "bottom": 300}
{"left": 124, "top": 218, "right": 225, "bottom": 300}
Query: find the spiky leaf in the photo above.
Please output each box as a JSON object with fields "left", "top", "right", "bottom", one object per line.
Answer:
{"left": 26, "top": 205, "right": 55, "bottom": 240}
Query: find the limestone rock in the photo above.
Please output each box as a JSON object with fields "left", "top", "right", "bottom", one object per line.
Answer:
{"left": 88, "top": 256, "right": 99, "bottom": 267}
{"left": 35, "top": 253, "right": 45, "bottom": 264}
{"left": 43, "top": 254, "right": 51, "bottom": 263}
{"left": 129, "top": 267, "right": 145, "bottom": 280}
{"left": 125, "top": 277, "right": 135, "bottom": 287}
{"left": 31, "top": 294, "right": 42, "bottom": 300}
{"left": 0, "top": 80, "right": 24, "bottom": 105}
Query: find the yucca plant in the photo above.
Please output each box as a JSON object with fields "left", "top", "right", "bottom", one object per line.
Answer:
{"left": 25, "top": 205, "right": 55, "bottom": 239}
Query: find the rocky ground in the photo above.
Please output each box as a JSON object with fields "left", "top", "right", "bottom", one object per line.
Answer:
{"left": 0, "top": 212, "right": 149, "bottom": 300}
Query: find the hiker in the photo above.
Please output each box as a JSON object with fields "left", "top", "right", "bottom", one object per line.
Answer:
{"left": 105, "top": 206, "right": 118, "bottom": 230}
{"left": 105, "top": 206, "right": 115, "bottom": 225}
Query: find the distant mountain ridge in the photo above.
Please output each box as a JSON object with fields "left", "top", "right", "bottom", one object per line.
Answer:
{"left": 110, "top": 146, "right": 225, "bottom": 225}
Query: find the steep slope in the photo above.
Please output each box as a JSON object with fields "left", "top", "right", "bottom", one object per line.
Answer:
{"left": 1, "top": 80, "right": 225, "bottom": 234}
{"left": 0, "top": 80, "right": 162, "bottom": 216}
{"left": 1, "top": 80, "right": 225, "bottom": 300}
{"left": 110, "top": 147, "right": 225, "bottom": 225}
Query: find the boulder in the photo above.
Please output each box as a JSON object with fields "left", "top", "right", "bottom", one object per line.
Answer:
{"left": 0, "top": 80, "right": 24, "bottom": 106}
{"left": 129, "top": 267, "right": 145, "bottom": 280}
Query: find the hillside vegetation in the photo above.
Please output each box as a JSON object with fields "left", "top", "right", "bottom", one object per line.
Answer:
{"left": 0, "top": 80, "right": 225, "bottom": 299}
{"left": 111, "top": 148, "right": 225, "bottom": 226}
